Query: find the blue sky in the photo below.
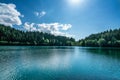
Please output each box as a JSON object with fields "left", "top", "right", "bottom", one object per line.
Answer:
{"left": 0, "top": 0, "right": 120, "bottom": 40}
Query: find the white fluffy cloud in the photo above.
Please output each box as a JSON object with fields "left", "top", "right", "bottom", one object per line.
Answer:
{"left": 24, "top": 22, "right": 36, "bottom": 31}
{"left": 0, "top": 3, "right": 22, "bottom": 26}
{"left": 34, "top": 11, "right": 46, "bottom": 17}
{"left": 24, "top": 22, "right": 73, "bottom": 37}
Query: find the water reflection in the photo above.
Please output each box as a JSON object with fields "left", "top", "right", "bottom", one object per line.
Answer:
{"left": 83, "top": 47, "right": 120, "bottom": 60}
{"left": 0, "top": 46, "right": 120, "bottom": 80}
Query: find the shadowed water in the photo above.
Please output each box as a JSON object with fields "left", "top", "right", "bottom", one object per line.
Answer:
{"left": 0, "top": 46, "right": 120, "bottom": 80}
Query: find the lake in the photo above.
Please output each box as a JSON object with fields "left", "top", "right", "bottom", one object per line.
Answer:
{"left": 0, "top": 46, "right": 120, "bottom": 80}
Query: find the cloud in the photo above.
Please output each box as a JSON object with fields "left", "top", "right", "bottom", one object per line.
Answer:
{"left": 0, "top": 3, "right": 23, "bottom": 27}
{"left": 24, "top": 22, "right": 73, "bottom": 37}
{"left": 24, "top": 22, "right": 36, "bottom": 31}
{"left": 34, "top": 11, "right": 46, "bottom": 18}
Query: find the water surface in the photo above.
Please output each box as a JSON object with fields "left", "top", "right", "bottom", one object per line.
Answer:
{"left": 0, "top": 46, "right": 120, "bottom": 80}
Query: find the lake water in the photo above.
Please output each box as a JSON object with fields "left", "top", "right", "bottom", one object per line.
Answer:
{"left": 0, "top": 46, "right": 120, "bottom": 80}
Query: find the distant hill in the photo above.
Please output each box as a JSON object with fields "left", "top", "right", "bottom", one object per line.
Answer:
{"left": 0, "top": 25, "right": 75, "bottom": 46}
{"left": 78, "top": 28, "right": 120, "bottom": 47}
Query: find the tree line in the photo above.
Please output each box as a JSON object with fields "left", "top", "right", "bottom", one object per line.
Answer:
{"left": 78, "top": 29, "right": 120, "bottom": 47}
{"left": 0, "top": 24, "right": 120, "bottom": 47}
{"left": 0, "top": 24, "right": 75, "bottom": 46}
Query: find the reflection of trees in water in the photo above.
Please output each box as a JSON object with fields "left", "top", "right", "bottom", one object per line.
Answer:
{"left": 84, "top": 47, "right": 120, "bottom": 59}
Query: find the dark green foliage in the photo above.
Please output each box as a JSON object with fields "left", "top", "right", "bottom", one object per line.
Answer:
{"left": 79, "top": 29, "right": 120, "bottom": 47}
{"left": 0, "top": 25, "right": 75, "bottom": 46}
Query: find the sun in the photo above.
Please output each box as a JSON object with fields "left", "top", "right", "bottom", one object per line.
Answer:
{"left": 67, "top": 0, "right": 84, "bottom": 6}
{"left": 70, "top": 0, "right": 81, "bottom": 4}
